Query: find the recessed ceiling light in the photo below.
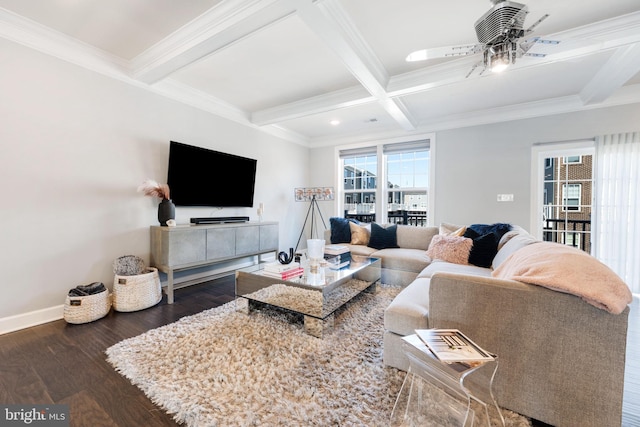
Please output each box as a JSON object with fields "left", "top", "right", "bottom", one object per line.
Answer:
{"left": 330, "top": 119, "right": 340, "bottom": 126}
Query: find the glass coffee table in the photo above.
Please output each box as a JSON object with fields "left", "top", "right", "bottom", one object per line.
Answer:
{"left": 235, "top": 256, "right": 381, "bottom": 337}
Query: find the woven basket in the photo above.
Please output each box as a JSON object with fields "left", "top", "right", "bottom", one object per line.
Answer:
{"left": 64, "top": 290, "right": 111, "bottom": 324}
{"left": 112, "top": 267, "right": 162, "bottom": 312}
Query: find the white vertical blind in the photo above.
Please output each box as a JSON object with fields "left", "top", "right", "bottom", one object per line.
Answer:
{"left": 593, "top": 131, "right": 640, "bottom": 294}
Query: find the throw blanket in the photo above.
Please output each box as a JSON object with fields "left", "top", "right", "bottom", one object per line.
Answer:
{"left": 492, "top": 242, "right": 632, "bottom": 314}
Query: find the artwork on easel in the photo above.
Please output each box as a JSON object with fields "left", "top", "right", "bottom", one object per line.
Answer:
{"left": 294, "top": 187, "right": 334, "bottom": 202}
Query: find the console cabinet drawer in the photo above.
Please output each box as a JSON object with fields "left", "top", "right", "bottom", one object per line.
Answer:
{"left": 206, "top": 228, "right": 236, "bottom": 260}
{"left": 151, "top": 222, "right": 278, "bottom": 269}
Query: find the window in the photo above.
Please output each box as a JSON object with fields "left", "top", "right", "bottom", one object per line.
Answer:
{"left": 341, "top": 147, "right": 377, "bottom": 219}
{"left": 533, "top": 142, "right": 594, "bottom": 253}
{"left": 562, "top": 183, "right": 581, "bottom": 212}
{"left": 534, "top": 134, "right": 640, "bottom": 295}
{"left": 385, "top": 142, "right": 429, "bottom": 226}
{"left": 339, "top": 137, "right": 432, "bottom": 226}
{"left": 563, "top": 155, "right": 582, "bottom": 164}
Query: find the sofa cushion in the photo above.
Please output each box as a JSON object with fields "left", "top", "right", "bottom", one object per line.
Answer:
{"left": 418, "top": 260, "right": 492, "bottom": 279}
{"left": 369, "top": 223, "right": 399, "bottom": 249}
{"left": 497, "top": 225, "right": 530, "bottom": 250}
{"left": 345, "top": 244, "right": 377, "bottom": 257}
{"left": 373, "top": 247, "right": 430, "bottom": 274}
{"left": 384, "top": 277, "right": 431, "bottom": 335}
{"left": 439, "top": 222, "right": 464, "bottom": 235}
{"left": 329, "top": 217, "right": 357, "bottom": 244}
{"left": 426, "top": 235, "right": 473, "bottom": 265}
{"left": 396, "top": 225, "right": 439, "bottom": 250}
{"left": 492, "top": 232, "right": 538, "bottom": 269}
{"left": 349, "top": 222, "right": 370, "bottom": 245}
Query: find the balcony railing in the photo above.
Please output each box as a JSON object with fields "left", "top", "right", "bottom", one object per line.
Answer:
{"left": 344, "top": 210, "right": 427, "bottom": 226}
{"left": 387, "top": 210, "right": 427, "bottom": 226}
{"left": 543, "top": 218, "right": 591, "bottom": 252}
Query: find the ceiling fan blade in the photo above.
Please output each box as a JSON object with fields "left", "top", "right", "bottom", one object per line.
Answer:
{"left": 406, "top": 44, "right": 481, "bottom": 62}
{"left": 519, "top": 36, "right": 560, "bottom": 55}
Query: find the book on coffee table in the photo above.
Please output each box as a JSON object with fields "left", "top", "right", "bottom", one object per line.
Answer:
{"left": 414, "top": 329, "right": 494, "bottom": 363}
{"left": 324, "top": 245, "right": 350, "bottom": 255}
{"left": 263, "top": 261, "right": 300, "bottom": 273}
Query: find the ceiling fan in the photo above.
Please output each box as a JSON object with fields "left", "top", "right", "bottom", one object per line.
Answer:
{"left": 406, "top": 0, "right": 559, "bottom": 77}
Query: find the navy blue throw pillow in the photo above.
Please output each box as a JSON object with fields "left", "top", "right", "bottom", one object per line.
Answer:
{"left": 330, "top": 217, "right": 357, "bottom": 244}
{"left": 463, "top": 223, "right": 511, "bottom": 267}
{"left": 468, "top": 223, "right": 511, "bottom": 239}
{"left": 368, "top": 223, "right": 399, "bottom": 250}
{"left": 463, "top": 229, "right": 498, "bottom": 267}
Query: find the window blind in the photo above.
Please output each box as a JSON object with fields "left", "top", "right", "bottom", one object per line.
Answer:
{"left": 383, "top": 139, "right": 430, "bottom": 155}
{"left": 339, "top": 146, "right": 377, "bottom": 159}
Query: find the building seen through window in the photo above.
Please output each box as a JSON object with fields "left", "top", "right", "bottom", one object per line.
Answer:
{"left": 543, "top": 154, "right": 593, "bottom": 252}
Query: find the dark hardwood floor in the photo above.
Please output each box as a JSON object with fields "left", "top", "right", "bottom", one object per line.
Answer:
{"left": 1, "top": 275, "right": 633, "bottom": 426}
{"left": 0, "top": 275, "right": 236, "bottom": 427}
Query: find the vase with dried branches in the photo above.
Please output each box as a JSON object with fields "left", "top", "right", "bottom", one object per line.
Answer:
{"left": 138, "top": 179, "right": 175, "bottom": 226}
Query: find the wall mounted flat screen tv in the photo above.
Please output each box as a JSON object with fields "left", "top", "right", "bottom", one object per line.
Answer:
{"left": 167, "top": 141, "right": 257, "bottom": 207}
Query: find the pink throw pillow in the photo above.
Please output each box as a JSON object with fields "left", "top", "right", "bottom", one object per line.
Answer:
{"left": 426, "top": 235, "right": 473, "bottom": 265}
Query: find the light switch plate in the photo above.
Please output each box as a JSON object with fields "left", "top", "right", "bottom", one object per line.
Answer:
{"left": 497, "top": 194, "right": 514, "bottom": 202}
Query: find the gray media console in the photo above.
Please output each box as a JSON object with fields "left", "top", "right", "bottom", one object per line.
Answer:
{"left": 150, "top": 221, "right": 279, "bottom": 303}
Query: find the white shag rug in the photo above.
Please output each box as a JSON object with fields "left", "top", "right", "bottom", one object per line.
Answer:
{"left": 106, "top": 283, "right": 532, "bottom": 427}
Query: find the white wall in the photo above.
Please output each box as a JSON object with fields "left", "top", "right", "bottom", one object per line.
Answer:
{"left": 0, "top": 38, "right": 309, "bottom": 331}
{"left": 310, "top": 103, "right": 640, "bottom": 231}
{"left": 434, "top": 104, "right": 640, "bottom": 227}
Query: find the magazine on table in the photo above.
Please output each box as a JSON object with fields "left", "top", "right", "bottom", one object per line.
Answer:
{"left": 414, "top": 329, "right": 495, "bottom": 363}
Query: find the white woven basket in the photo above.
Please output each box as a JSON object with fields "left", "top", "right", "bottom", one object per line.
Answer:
{"left": 64, "top": 290, "right": 111, "bottom": 324}
{"left": 112, "top": 267, "right": 162, "bottom": 312}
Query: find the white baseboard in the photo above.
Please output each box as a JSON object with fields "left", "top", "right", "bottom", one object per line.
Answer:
{"left": 0, "top": 305, "right": 64, "bottom": 335}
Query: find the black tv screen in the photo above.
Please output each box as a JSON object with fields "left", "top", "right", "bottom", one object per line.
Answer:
{"left": 167, "top": 141, "right": 257, "bottom": 207}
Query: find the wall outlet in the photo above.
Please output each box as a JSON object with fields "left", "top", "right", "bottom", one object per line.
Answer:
{"left": 497, "top": 194, "right": 514, "bottom": 202}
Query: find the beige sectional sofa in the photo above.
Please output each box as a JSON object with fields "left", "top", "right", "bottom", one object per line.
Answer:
{"left": 324, "top": 222, "right": 631, "bottom": 427}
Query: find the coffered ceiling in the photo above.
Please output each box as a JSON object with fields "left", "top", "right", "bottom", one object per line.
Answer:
{"left": 1, "top": 0, "right": 639, "bottom": 146}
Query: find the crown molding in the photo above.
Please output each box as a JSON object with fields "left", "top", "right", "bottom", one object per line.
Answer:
{"left": 415, "top": 83, "right": 640, "bottom": 132}
{"left": 152, "top": 78, "right": 250, "bottom": 123}
{"left": 152, "top": 78, "right": 309, "bottom": 145}
{"left": 0, "top": 7, "right": 130, "bottom": 79}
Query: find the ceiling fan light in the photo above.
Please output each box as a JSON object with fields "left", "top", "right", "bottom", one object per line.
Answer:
{"left": 491, "top": 60, "right": 510, "bottom": 73}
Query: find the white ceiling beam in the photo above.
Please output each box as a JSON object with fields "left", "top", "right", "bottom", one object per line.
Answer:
{"left": 579, "top": 43, "right": 640, "bottom": 105}
{"left": 292, "top": 0, "right": 416, "bottom": 131}
{"left": 131, "top": 0, "right": 295, "bottom": 84}
{"left": 251, "top": 86, "right": 374, "bottom": 126}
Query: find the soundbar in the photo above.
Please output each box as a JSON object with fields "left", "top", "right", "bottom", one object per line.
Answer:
{"left": 190, "top": 216, "right": 250, "bottom": 224}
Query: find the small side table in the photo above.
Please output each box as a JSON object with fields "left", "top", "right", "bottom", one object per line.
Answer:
{"left": 390, "top": 334, "right": 505, "bottom": 427}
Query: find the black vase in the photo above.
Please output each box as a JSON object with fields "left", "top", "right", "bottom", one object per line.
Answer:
{"left": 158, "top": 198, "right": 175, "bottom": 226}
